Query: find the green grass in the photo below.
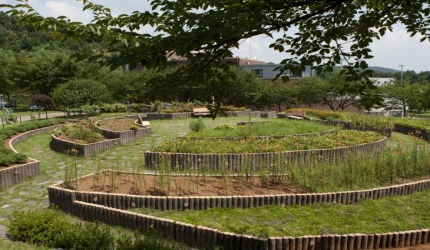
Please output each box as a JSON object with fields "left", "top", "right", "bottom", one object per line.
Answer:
{"left": 188, "top": 119, "right": 334, "bottom": 137}
{"left": 131, "top": 188, "right": 430, "bottom": 238}
{"left": 0, "top": 239, "right": 46, "bottom": 250}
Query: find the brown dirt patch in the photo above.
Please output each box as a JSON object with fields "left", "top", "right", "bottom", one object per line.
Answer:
{"left": 96, "top": 118, "right": 136, "bottom": 131}
{"left": 68, "top": 172, "right": 309, "bottom": 196}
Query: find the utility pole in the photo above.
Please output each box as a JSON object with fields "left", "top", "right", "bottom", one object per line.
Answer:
{"left": 399, "top": 64, "right": 404, "bottom": 85}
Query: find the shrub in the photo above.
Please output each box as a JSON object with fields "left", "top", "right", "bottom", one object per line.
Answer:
{"left": 29, "top": 94, "right": 56, "bottom": 110}
{"left": 8, "top": 208, "right": 185, "bottom": 250}
{"left": 8, "top": 209, "right": 73, "bottom": 247}
{"left": 214, "top": 124, "right": 234, "bottom": 130}
{"left": 189, "top": 118, "right": 205, "bottom": 132}
{"left": 130, "top": 125, "right": 139, "bottom": 131}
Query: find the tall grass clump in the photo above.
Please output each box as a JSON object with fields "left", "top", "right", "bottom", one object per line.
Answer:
{"left": 188, "top": 118, "right": 205, "bottom": 132}
{"left": 287, "top": 144, "right": 430, "bottom": 192}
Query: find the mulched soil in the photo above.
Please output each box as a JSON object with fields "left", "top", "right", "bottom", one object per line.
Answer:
{"left": 96, "top": 117, "right": 137, "bottom": 131}
{"left": 68, "top": 172, "right": 309, "bottom": 196}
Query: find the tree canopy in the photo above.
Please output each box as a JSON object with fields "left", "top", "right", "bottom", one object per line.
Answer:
{"left": 3, "top": 0, "right": 430, "bottom": 86}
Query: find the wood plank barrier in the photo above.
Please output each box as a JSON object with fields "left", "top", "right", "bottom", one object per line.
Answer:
{"left": 71, "top": 200, "right": 430, "bottom": 250}
{"left": 95, "top": 117, "right": 151, "bottom": 144}
{"left": 2, "top": 125, "right": 61, "bottom": 188}
{"left": 51, "top": 134, "right": 121, "bottom": 157}
{"left": 394, "top": 124, "right": 429, "bottom": 141}
{"left": 144, "top": 137, "right": 388, "bottom": 170}
{"left": 49, "top": 174, "right": 430, "bottom": 212}
{"left": 51, "top": 117, "right": 151, "bottom": 157}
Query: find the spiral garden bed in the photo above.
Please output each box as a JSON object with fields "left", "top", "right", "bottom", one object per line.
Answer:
{"left": 48, "top": 172, "right": 430, "bottom": 250}
{"left": 144, "top": 133, "right": 388, "bottom": 170}
{"left": 50, "top": 116, "right": 151, "bottom": 157}
{"left": 5, "top": 115, "right": 430, "bottom": 250}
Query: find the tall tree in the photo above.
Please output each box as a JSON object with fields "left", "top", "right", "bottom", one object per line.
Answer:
{"left": 296, "top": 72, "right": 381, "bottom": 111}
{"left": 380, "top": 80, "right": 417, "bottom": 117}
{"left": 19, "top": 50, "right": 79, "bottom": 96}
{"left": 52, "top": 79, "right": 109, "bottom": 109}
{"left": 3, "top": 1, "right": 430, "bottom": 82}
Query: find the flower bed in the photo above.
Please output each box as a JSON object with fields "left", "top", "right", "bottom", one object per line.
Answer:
{"left": 51, "top": 117, "right": 151, "bottom": 157}
{"left": 144, "top": 136, "right": 388, "bottom": 170}
{"left": 95, "top": 117, "right": 151, "bottom": 144}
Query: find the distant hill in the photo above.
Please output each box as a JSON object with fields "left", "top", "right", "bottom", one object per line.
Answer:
{"left": 368, "top": 66, "right": 398, "bottom": 73}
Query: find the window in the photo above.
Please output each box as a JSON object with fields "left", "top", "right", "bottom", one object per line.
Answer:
{"left": 253, "top": 69, "right": 263, "bottom": 78}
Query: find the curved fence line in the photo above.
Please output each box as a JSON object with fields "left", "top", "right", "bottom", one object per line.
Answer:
{"left": 48, "top": 172, "right": 430, "bottom": 212}
{"left": 51, "top": 119, "right": 151, "bottom": 157}
{"left": 1, "top": 126, "right": 59, "bottom": 188}
{"left": 95, "top": 117, "right": 151, "bottom": 144}
{"left": 144, "top": 137, "right": 388, "bottom": 170}
{"left": 51, "top": 134, "right": 121, "bottom": 157}
{"left": 48, "top": 176, "right": 430, "bottom": 250}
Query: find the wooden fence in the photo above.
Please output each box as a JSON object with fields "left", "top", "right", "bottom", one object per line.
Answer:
{"left": 51, "top": 118, "right": 151, "bottom": 157}
{"left": 95, "top": 118, "right": 151, "bottom": 144}
{"left": 48, "top": 173, "right": 430, "bottom": 212}
{"left": 47, "top": 177, "right": 430, "bottom": 250}
{"left": 395, "top": 124, "right": 429, "bottom": 141}
{"left": 144, "top": 137, "right": 388, "bottom": 170}
{"left": 51, "top": 134, "right": 121, "bottom": 157}
{"left": 1, "top": 125, "right": 59, "bottom": 187}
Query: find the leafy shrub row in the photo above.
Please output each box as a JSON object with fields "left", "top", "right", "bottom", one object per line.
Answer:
{"left": 8, "top": 208, "right": 185, "bottom": 250}
{"left": 286, "top": 108, "right": 396, "bottom": 132}
{"left": 0, "top": 118, "right": 66, "bottom": 167}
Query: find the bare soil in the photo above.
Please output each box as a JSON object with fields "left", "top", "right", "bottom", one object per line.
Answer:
{"left": 96, "top": 117, "right": 136, "bottom": 131}
{"left": 68, "top": 172, "right": 309, "bottom": 196}
{"left": 54, "top": 118, "right": 137, "bottom": 143}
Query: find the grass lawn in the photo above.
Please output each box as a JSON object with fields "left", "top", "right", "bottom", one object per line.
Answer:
{"left": 131, "top": 188, "right": 430, "bottom": 238}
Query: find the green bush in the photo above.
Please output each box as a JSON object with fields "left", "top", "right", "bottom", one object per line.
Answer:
{"left": 189, "top": 118, "right": 205, "bottom": 132}
{"left": 214, "top": 124, "right": 234, "bottom": 130}
{"left": 8, "top": 209, "right": 73, "bottom": 248}
{"left": 8, "top": 208, "right": 185, "bottom": 250}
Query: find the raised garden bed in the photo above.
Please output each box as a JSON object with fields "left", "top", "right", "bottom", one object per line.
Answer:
{"left": 95, "top": 117, "right": 151, "bottom": 144}
{"left": 1, "top": 126, "right": 59, "bottom": 187}
{"left": 51, "top": 117, "right": 151, "bottom": 157}
{"left": 145, "top": 130, "right": 388, "bottom": 170}
{"left": 48, "top": 174, "right": 430, "bottom": 250}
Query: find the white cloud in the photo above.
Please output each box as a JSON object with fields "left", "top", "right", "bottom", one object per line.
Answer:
{"left": 39, "top": 1, "right": 92, "bottom": 23}
{"left": 368, "top": 27, "right": 430, "bottom": 72}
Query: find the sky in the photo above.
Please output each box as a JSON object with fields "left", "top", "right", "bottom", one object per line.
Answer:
{"left": 2, "top": 0, "right": 430, "bottom": 73}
